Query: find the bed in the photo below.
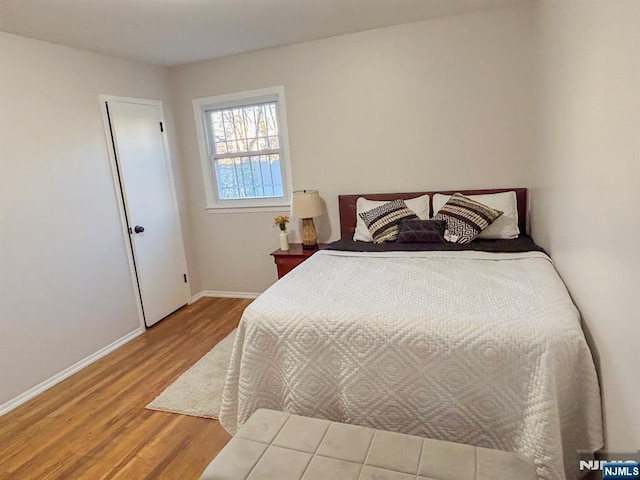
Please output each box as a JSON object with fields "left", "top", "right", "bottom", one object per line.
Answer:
{"left": 219, "top": 188, "right": 603, "bottom": 480}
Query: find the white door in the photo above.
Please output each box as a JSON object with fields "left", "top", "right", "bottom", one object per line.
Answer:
{"left": 105, "top": 98, "right": 188, "bottom": 327}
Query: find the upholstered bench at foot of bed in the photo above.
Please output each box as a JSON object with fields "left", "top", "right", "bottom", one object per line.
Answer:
{"left": 201, "top": 409, "right": 537, "bottom": 480}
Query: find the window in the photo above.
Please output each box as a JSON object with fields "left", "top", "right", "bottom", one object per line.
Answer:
{"left": 193, "top": 87, "right": 292, "bottom": 210}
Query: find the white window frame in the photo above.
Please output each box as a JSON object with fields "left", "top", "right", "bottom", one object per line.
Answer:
{"left": 192, "top": 86, "right": 293, "bottom": 212}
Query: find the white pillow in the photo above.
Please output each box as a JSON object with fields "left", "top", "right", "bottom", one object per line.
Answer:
{"left": 432, "top": 191, "right": 520, "bottom": 240}
{"left": 353, "top": 194, "right": 430, "bottom": 242}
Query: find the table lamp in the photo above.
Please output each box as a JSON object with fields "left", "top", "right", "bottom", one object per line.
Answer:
{"left": 291, "top": 190, "right": 323, "bottom": 250}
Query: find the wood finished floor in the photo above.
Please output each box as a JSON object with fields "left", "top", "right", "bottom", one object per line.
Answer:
{"left": 0, "top": 297, "right": 251, "bottom": 480}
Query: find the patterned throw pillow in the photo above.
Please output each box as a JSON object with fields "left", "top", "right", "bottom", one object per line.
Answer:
{"left": 396, "top": 219, "right": 446, "bottom": 243}
{"left": 359, "top": 199, "right": 418, "bottom": 244}
{"left": 433, "top": 193, "right": 503, "bottom": 244}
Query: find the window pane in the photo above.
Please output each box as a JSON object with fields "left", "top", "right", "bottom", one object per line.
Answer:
{"left": 266, "top": 103, "right": 278, "bottom": 137}
{"left": 269, "top": 155, "right": 283, "bottom": 196}
{"left": 213, "top": 154, "right": 283, "bottom": 199}
{"left": 226, "top": 141, "right": 237, "bottom": 153}
{"left": 211, "top": 111, "right": 225, "bottom": 142}
{"left": 260, "top": 157, "right": 273, "bottom": 187}
{"left": 244, "top": 106, "right": 257, "bottom": 142}
{"left": 234, "top": 110, "right": 246, "bottom": 151}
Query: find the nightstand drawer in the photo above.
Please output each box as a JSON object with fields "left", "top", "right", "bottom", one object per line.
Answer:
{"left": 271, "top": 243, "right": 329, "bottom": 279}
{"left": 274, "top": 256, "right": 306, "bottom": 278}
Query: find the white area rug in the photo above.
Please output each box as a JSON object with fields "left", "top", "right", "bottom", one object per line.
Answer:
{"left": 145, "top": 329, "right": 236, "bottom": 419}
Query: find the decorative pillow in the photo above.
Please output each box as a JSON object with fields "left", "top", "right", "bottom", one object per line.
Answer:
{"left": 397, "top": 219, "right": 446, "bottom": 243}
{"left": 433, "top": 193, "right": 503, "bottom": 244}
{"left": 353, "top": 195, "right": 429, "bottom": 242}
{"left": 359, "top": 199, "right": 419, "bottom": 244}
{"left": 433, "top": 191, "right": 519, "bottom": 239}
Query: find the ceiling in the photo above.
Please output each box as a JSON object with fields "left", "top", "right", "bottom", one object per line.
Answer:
{"left": 0, "top": 0, "right": 525, "bottom": 67}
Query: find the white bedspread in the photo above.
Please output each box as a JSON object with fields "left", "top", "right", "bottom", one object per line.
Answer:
{"left": 220, "top": 250, "right": 603, "bottom": 480}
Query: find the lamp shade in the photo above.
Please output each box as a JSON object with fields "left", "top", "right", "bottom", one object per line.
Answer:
{"left": 291, "top": 190, "right": 323, "bottom": 218}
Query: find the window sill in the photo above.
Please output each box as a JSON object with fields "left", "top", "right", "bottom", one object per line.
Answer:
{"left": 205, "top": 204, "right": 291, "bottom": 214}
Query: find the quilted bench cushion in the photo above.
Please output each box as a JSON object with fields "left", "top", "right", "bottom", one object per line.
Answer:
{"left": 201, "top": 409, "right": 537, "bottom": 480}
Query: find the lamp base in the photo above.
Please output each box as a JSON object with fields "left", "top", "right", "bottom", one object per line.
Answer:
{"left": 300, "top": 218, "right": 318, "bottom": 250}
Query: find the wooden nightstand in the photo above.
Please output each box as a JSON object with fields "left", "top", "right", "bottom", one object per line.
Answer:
{"left": 271, "top": 243, "right": 329, "bottom": 279}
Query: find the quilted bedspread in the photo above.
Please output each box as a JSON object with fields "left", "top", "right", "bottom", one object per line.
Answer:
{"left": 219, "top": 250, "right": 603, "bottom": 480}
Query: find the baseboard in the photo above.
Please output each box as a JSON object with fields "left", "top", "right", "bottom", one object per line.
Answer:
{"left": 190, "top": 290, "right": 260, "bottom": 303}
{"left": 0, "top": 327, "right": 144, "bottom": 417}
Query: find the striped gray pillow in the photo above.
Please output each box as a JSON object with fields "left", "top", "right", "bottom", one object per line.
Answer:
{"left": 433, "top": 193, "right": 503, "bottom": 244}
{"left": 359, "top": 199, "right": 418, "bottom": 244}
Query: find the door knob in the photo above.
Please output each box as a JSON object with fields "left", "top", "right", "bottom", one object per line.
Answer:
{"left": 134, "top": 225, "right": 145, "bottom": 234}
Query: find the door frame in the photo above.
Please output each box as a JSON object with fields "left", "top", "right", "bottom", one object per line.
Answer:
{"left": 99, "top": 95, "right": 191, "bottom": 330}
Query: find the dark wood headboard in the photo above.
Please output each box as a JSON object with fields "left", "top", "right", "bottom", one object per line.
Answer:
{"left": 338, "top": 188, "right": 527, "bottom": 239}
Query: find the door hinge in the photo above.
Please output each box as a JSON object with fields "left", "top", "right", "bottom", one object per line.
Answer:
{"left": 159, "top": 122, "right": 164, "bottom": 132}
{"left": 183, "top": 274, "right": 188, "bottom": 283}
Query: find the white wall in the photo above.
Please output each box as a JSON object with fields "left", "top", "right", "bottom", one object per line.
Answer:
{"left": 531, "top": 1, "right": 640, "bottom": 450}
{"left": 169, "top": 4, "right": 535, "bottom": 293}
{"left": 0, "top": 33, "right": 196, "bottom": 407}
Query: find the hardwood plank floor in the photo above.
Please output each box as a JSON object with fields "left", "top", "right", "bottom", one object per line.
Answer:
{"left": 0, "top": 297, "right": 250, "bottom": 480}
